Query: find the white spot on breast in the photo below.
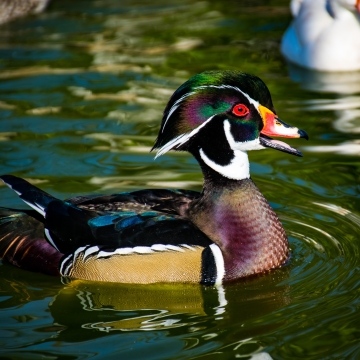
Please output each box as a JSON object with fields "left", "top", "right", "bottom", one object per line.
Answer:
{"left": 210, "top": 243, "right": 225, "bottom": 286}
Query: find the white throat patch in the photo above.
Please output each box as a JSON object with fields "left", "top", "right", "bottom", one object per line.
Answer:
{"left": 199, "top": 120, "right": 264, "bottom": 180}
{"left": 223, "top": 120, "right": 264, "bottom": 152}
{"left": 199, "top": 148, "right": 250, "bottom": 180}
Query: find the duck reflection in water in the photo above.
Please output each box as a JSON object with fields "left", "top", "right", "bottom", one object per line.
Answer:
{"left": 50, "top": 269, "right": 291, "bottom": 340}
{"left": 284, "top": 64, "right": 360, "bottom": 155}
{"left": 0, "top": 262, "right": 291, "bottom": 356}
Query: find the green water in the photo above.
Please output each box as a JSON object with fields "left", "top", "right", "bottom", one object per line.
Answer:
{"left": 0, "top": 0, "right": 360, "bottom": 358}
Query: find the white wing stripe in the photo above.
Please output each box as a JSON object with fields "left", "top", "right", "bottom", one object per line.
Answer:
{"left": 60, "top": 244, "right": 201, "bottom": 276}
{"left": 21, "top": 199, "right": 46, "bottom": 217}
{"left": 83, "top": 246, "right": 100, "bottom": 260}
{"left": 44, "top": 228, "right": 60, "bottom": 252}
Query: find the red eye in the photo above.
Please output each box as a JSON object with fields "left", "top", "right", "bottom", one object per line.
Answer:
{"left": 232, "top": 104, "right": 249, "bottom": 117}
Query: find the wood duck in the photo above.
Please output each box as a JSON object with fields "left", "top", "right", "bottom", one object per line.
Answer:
{"left": 0, "top": 71, "right": 308, "bottom": 285}
{"left": 281, "top": 0, "right": 360, "bottom": 71}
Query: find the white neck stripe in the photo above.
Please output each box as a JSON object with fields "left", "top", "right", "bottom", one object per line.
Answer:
{"left": 199, "top": 147, "right": 250, "bottom": 180}
{"left": 198, "top": 120, "right": 266, "bottom": 180}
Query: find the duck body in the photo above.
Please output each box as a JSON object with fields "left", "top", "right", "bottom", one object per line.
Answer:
{"left": 0, "top": 71, "right": 308, "bottom": 285}
{"left": 187, "top": 177, "right": 288, "bottom": 281}
{"left": 281, "top": 0, "right": 360, "bottom": 71}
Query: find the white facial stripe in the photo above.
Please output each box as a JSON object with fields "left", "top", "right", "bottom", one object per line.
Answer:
{"left": 159, "top": 83, "right": 260, "bottom": 140}
{"left": 195, "top": 85, "right": 260, "bottom": 114}
{"left": 198, "top": 120, "right": 265, "bottom": 180}
{"left": 161, "top": 91, "right": 196, "bottom": 132}
{"left": 155, "top": 115, "right": 215, "bottom": 158}
{"left": 223, "top": 120, "right": 264, "bottom": 151}
{"left": 155, "top": 133, "right": 188, "bottom": 159}
{"left": 200, "top": 148, "right": 250, "bottom": 180}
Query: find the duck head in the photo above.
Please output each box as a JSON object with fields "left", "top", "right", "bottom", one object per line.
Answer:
{"left": 153, "top": 71, "right": 308, "bottom": 181}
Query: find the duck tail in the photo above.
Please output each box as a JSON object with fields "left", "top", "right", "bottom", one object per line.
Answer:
{"left": 0, "top": 208, "right": 62, "bottom": 276}
{"left": 0, "top": 175, "right": 56, "bottom": 218}
{"left": 0, "top": 175, "right": 98, "bottom": 255}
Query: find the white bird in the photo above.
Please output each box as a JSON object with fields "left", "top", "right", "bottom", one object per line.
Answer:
{"left": 0, "top": 0, "right": 50, "bottom": 25}
{"left": 281, "top": 0, "right": 360, "bottom": 71}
